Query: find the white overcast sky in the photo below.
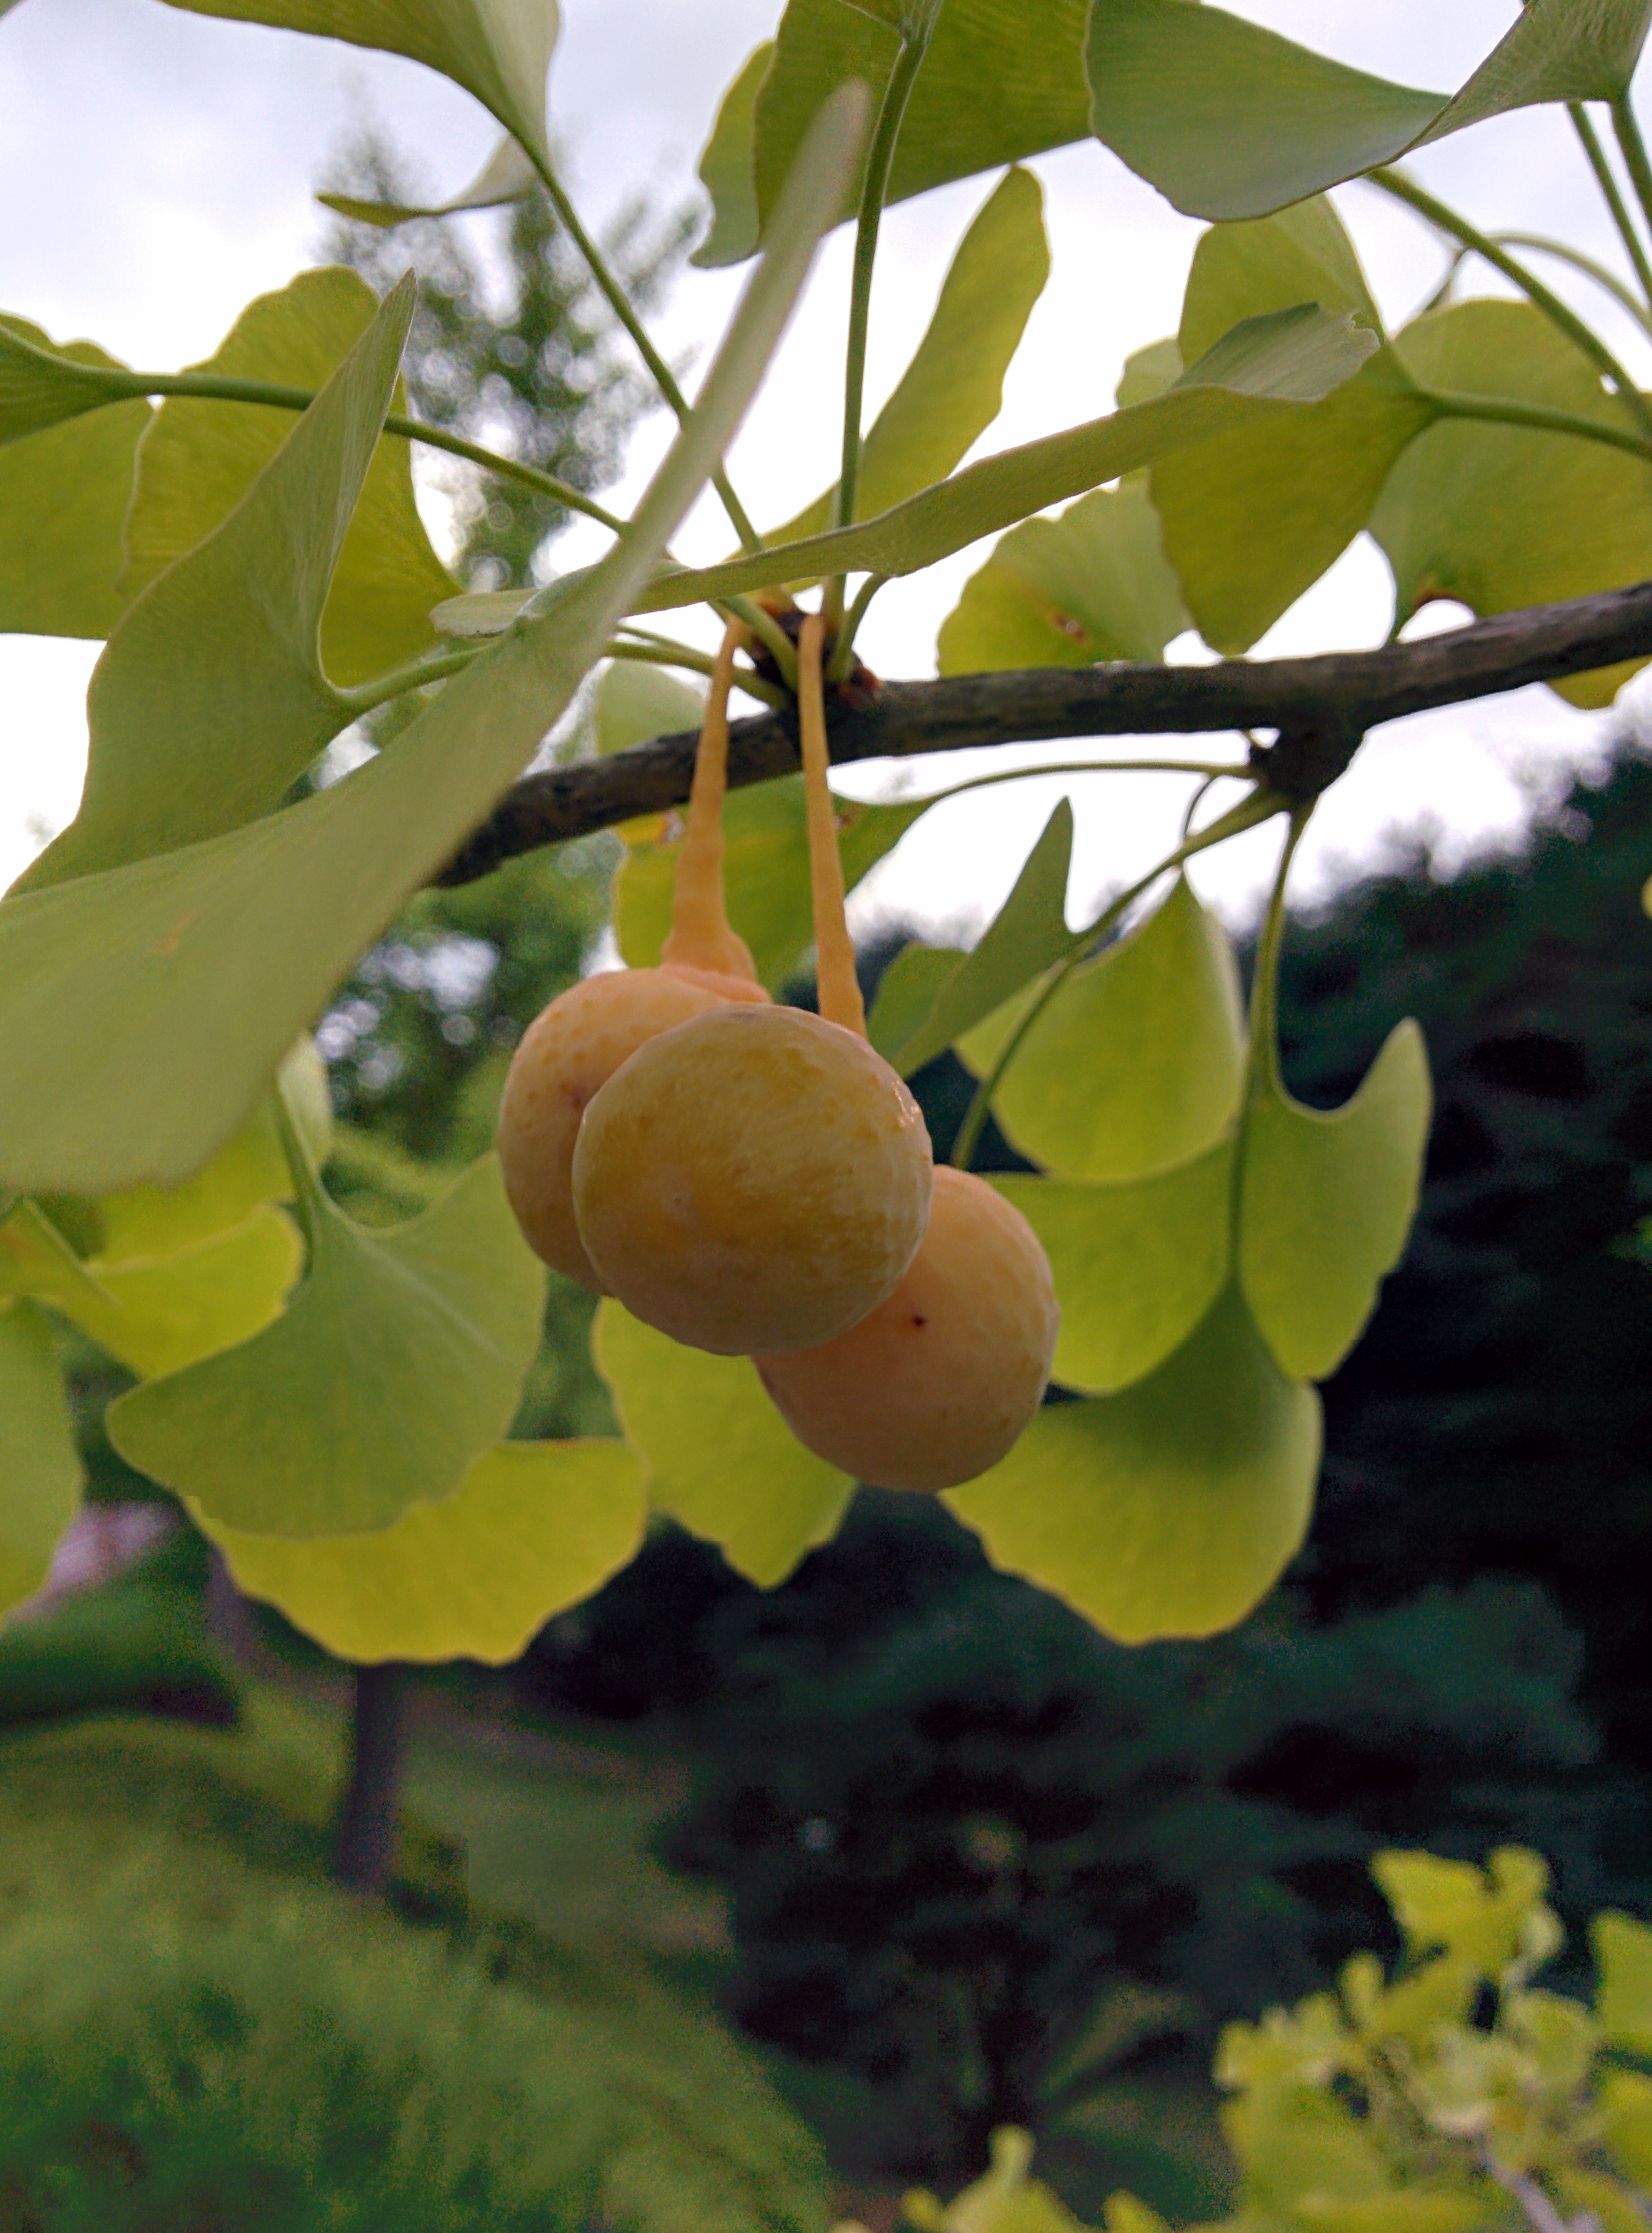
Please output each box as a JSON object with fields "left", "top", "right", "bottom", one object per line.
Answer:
{"left": 1, "top": 0, "right": 1649, "bottom": 936}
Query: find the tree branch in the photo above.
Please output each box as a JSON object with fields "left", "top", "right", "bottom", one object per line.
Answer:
{"left": 433, "top": 581, "right": 1652, "bottom": 886}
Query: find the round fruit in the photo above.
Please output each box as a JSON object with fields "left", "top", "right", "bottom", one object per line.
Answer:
{"left": 497, "top": 966, "right": 733, "bottom": 1289}
{"left": 754, "top": 1165, "right": 1058, "bottom": 1493}
{"left": 572, "top": 1003, "right": 933, "bottom": 1354}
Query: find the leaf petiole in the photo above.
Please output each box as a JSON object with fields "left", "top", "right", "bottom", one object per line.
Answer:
{"left": 1568, "top": 103, "right": 1652, "bottom": 311}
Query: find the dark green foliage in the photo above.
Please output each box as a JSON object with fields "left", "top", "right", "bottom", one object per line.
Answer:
{"left": 0, "top": 1528, "right": 239, "bottom": 1731}
{"left": 0, "top": 1706, "right": 832, "bottom": 2233}
{"left": 1276, "top": 745, "right": 1652, "bottom": 1810}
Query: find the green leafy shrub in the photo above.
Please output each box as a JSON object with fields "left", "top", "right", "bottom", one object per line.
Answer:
{"left": 0, "top": 1705, "right": 832, "bottom": 2233}
{"left": 884, "top": 1851, "right": 1652, "bottom": 2233}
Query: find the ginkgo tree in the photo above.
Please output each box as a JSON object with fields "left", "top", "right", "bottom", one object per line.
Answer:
{"left": 4, "top": 0, "right": 1652, "bottom": 1796}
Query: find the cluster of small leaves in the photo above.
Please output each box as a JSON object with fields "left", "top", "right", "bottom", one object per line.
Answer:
{"left": 859, "top": 1853, "right": 1652, "bottom": 2233}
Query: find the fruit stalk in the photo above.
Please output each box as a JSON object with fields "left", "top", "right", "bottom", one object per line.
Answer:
{"left": 797, "top": 613, "right": 866, "bottom": 1038}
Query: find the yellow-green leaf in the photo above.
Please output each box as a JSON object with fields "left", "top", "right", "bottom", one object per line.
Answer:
{"left": 616, "top": 777, "right": 927, "bottom": 993}
{"left": 938, "top": 477, "right": 1187, "bottom": 674}
{"left": 0, "top": 317, "right": 136, "bottom": 445}
{"left": 1239, "top": 1020, "right": 1431, "bottom": 1382}
{"left": 0, "top": 1200, "right": 110, "bottom": 1310}
{"left": 119, "top": 265, "right": 454, "bottom": 691}
{"left": 594, "top": 657, "right": 703, "bottom": 756}
{"left": 692, "top": 40, "right": 773, "bottom": 270}
{"left": 58, "top": 1207, "right": 303, "bottom": 1380}
{"left": 1086, "top": 0, "right": 1651, "bottom": 223}
{"left": 594, "top": 1299, "right": 853, "bottom": 1588}
{"left": 1600, "top": 2070, "right": 1652, "bottom": 2186}
{"left": 18, "top": 278, "right": 415, "bottom": 895}
{"left": 1151, "top": 198, "right": 1432, "bottom": 654}
{"left": 160, "top": 0, "right": 561, "bottom": 161}
{"left": 1372, "top": 1847, "right": 1559, "bottom": 1980}
{"left": 888, "top": 801, "right": 1074, "bottom": 1076}
{"left": 107, "top": 1154, "right": 545, "bottom": 1535}
{"left": 867, "top": 942, "right": 966, "bottom": 1064}
{"left": 0, "top": 317, "right": 149, "bottom": 638}
{"left": 947, "top": 1285, "right": 1321, "bottom": 1643}
{"left": 961, "top": 878, "right": 1245, "bottom": 1181}
{"left": 1596, "top": 1911, "right": 1652, "bottom": 2054}
{"left": 196, "top": 1437, "right": 645, "bottom": 1664}
{"left": 318, "top": 130, "right": 536, "bottom": 228}
{"left": 771, "top": 165, "right": 1051, "bottom": 539}
{"left": 993, "top": 1141, "right": 1233, "bottom": 1395}
{"left": 1372, "top": 298, "right": 1652, "bottom": 708}
{"left": 0, "top": 1302, "right": 82, "bottom": 1615}
{"left": 0, "top": 87, "right": 864, "bottom": 1200}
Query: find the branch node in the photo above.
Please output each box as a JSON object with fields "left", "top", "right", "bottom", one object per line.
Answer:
{"left": 1251, "top": 715, "right": 1367, "bottom": 803}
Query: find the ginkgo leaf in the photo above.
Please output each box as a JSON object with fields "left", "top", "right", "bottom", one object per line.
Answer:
{"left": 1596, "top": 1913, "right": 1652, "bottom": 2054}
{"left": 318, "top": 131, "right": 537, "bottom": 227}
{"left": 58, "top": 1207, "right": 304, "bottom": 1380}
{"left": 120, "top": 265, "right": 456, "bottom": 689}
{"left": 938, "top": 479, "right": 1187, "bottom": 675}
{"left": 693, "top": 41, "right": 774, "bottom": 270}
{"left": 994, "top": 1140, "right": 1234, "bottom": 1394}
{"left": 0, "top": 318, "right": 136, "bottom": 445}
{"left": 961, "top": 878, "right": 1245, "bottom": 1180}
{"left": 1239, "top": 1020, "right": 1431, "bottom": 1382}
{"left": 866, "top": 942, "right": 966, "bottom": 1064}
{"left": 725, "top": 0, "right": 1091, "bottom": 259}
{"left": 161, "top": 0, "right": 562, "bottom": 162}
{"left": 947, "top": 1285, "right": 1321, "bottom": 1644}
{"left": 616, "top": 777, "right": 927, "bottom": 993}
{"left": 17, "top": 279, "right": 414, "bottom": 894}
{"left": 1151, "top": 198, "right": 1432, "bottom": 654}
{"left": 1086, "top": 0, "right": 1652, "bottom": 223}
{"left": 0, "top": 1302, "right": 82, "bottom": 1615}
{"left": 107, "top": 1153, "right": 546, "bottom": 1535}
{"left": 1372, "top": 1848, "right": 1557, "bottom": 1980}
{"left": 594, "top": 1299, "right": 853, "bottom": 1588}
{"left": 94, "top": 1040, "right": 333, "bottom": 1262}
{"left": 769, "top": 166, "right": 1051, "bottom": 540}
{"left": 431, "top": 304, "right": 1381, "bottom": 632}
{"left": 196, "top": 1437, "right": 645, "bottom": 1664}
{"left": 0, "top": 316, "right": 149, "bottom": 638}
{"left": 1372, "top": 299, "right": 1652, "bottom": 708}
{"left": 0, "top": 85, "right": 866, "bottom": 1200}
{"left": 0, "top": 1200, "right": 111, "bottom": 1310}
{"left": 594, "top": 658, "right": 703, "bottom": 757}
{"left": 888, "top": 802, "right": 1074, "bottom": 1075}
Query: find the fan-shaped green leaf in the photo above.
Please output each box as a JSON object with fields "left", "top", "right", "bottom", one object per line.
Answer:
{"left": 95, "top": 1041, "right": 332, "bottom": 1262}
{"left": 867, "top": 941, "right": 966, "bottom": 1063}
{"left": 119, "top": 265, "right": 454, "bottom": 690}
{"left": 0, "top": 318, "right": 136, "bottom": 445}
{"left": 693, "top": 41, "right": 773, "bottom": 269}
{"left": 1151, "top": 199, "right": 1432, "bottom": 653}
{"left": 888, "top": 802, "right": 1074, "bottom": 1076}
{"left": 616, "top": 777, "right": 927, "bottom": 993}
{"left": 197, "top": 1437, "right": 645, "bottom": 1664}
{"left": 743, "top": 0, "right": 1090, "bottom": 252}
{"left": 994, "top": 1140, "right": 1233, "bottom": 1394}
{"left": 1600, "top": 2070, "right": 1652, "bottom": 2186}
{"left": 961, "top": 877, "right": 1245, "bottom": 1180}
{"left": 947, "top": 1285, "right": 1321, "bottom": 1643}
{"left": 1373, "top": 1848, "right": 1557, "bottom": 1979}
{"left": 160, "top": 0, "right": 561, "bottom": 160}
{"left": 1239, "top": 1020, "right": 1431, "bottom": 1382}
{"left": 595, "top": 658, "right": 703, "bottom": 757}
{"left": 938, "top": 478, "right": 1187, "bottom": 675}
{"left": 436, "top": 304, "right": 1381, "bottom": 632}
{"left": 0, "top": 318, "right": 149, "bottom": 638}
{"left": 17, "top": 278, "right": 414, "bottom": 895}
{"left": 1372, "top": 299, "right": 1652, "bottom": 709}
{"left": 594, "top": 1300, "right": 852, "bottom": 1588}
{"left": 1596, "top": 1913, "right": 1652, "bottom": 2054}
{"left": 771, "top": 166, "right": 1051, "bottom": 540}
{"left": 318, "top": 130, "right": 536, "bottom": 227}
{"left": 108, "top": 1152, "right": 544, "bottom": 1534}
{"left": 1086, "top": 0, "right": 1652, "bottom": 223}
{"left": 0, "top": 86, "right": 864, "bottom": 1199}
{"left": 0, "top": 1201, "right": 110, "bottom": 1310}
{"left": 0, "top": 1302, "right": 82, "bottom": 1613}
{"left": 60, "top": 1207, "right": 303, "bottom": 1380}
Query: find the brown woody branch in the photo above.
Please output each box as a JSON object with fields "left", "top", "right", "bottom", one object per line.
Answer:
{"left": 433, "top": 580, "right": 1652, "bottom": 886}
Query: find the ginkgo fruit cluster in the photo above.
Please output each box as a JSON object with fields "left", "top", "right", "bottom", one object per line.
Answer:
{"left": 497, "top": 615, "right": 1058, "bottom": 1495}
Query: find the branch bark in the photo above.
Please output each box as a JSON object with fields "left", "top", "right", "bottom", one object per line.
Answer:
{"left": 434, "top": 580, "right": 1652, "bottom": 886}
